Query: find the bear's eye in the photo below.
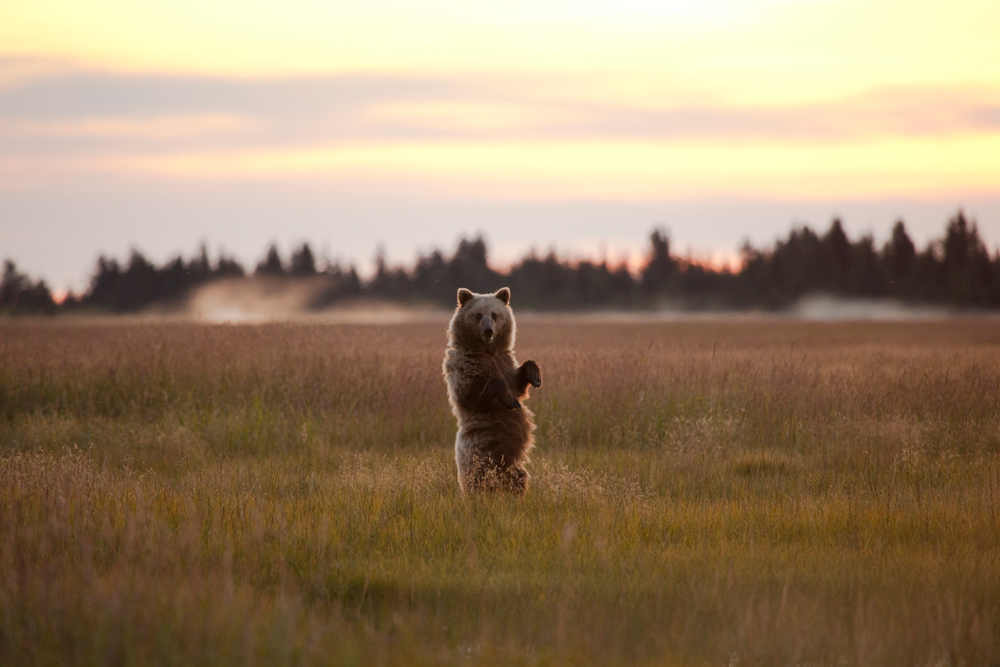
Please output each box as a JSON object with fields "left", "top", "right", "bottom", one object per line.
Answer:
{"left": 491, "top": 312, "right": 497, "bottom": 319}
{"left": 475, "top": 313, "right": 482, "bottom": 320}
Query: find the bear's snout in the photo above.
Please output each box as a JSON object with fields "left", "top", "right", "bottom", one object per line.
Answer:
{"left": 481, "top": 315, "right": 495, "bottom": 342}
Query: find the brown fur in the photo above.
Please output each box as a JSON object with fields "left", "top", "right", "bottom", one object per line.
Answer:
{"left": 442, "top": 287, "right": 542, "bottom": 494}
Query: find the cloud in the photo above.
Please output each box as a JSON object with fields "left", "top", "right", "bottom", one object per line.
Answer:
{"left": 1, "top": 60, "right": 999, "bottom": 159}
{"left": 579, "top": 88, "right": 1000, "bottom": 142}
{"left": 1, "top": 60, "right": 998, "bottom": 203}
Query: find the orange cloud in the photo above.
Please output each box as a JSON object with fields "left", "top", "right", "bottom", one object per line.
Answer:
{"left": 5, "top": 131, "right": 987, "bottom": 203}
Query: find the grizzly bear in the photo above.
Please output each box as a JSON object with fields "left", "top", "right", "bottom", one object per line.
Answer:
{"left": 442, "top": 287, "right": 542, "bottom": 494}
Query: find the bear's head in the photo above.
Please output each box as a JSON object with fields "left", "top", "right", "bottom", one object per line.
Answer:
{"left": 448, "top": 287, "right": 515, "bottom": 351}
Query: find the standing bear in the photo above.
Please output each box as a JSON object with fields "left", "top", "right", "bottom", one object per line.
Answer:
{"left": 443, "top": 287, "right": 542, "bottom": 494}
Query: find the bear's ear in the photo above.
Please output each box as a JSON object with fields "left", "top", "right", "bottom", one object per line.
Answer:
{"left": 494, "top": 287, "right": 510, "bottom": 305}
{"left": 457, "top": 288, "right": 474, "bottom": 307}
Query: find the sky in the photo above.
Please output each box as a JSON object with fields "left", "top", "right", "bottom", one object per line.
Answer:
{"left": 1, "top": 0, "right": 999, "bottom": 292}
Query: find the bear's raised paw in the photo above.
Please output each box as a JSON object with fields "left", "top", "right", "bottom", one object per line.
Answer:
{"left": 521, "top": 360, "right": 542, "bottom": 388}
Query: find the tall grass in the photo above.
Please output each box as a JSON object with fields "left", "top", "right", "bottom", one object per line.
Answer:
{"left": 2, "top": 317, "right": 999, "bottom": 665}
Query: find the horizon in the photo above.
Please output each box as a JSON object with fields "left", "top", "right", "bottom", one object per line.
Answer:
{"left": 8, "top": 209, "right": 994, "bottom": 321}
{"left": 7, "top": 203, "right": 1000, "bottom": 294}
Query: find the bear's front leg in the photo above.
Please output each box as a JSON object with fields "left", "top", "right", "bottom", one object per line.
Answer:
{"left": 517, "top": 360, "right": 542, "bottom": 391}
{"left": 482, "top": 377, "right": 521, "bottom": 410}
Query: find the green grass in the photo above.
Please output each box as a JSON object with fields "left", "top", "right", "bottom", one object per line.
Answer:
{"left": 2, "top": 317, "right": 1000, "bottom": 666}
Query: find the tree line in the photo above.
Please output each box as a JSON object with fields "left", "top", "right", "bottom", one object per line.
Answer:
{"left": 2, "top": 210, "right": 999, "bottom": 315}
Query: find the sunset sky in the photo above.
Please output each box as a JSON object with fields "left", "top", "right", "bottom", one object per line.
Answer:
{"left": 2, "top": 0, "right": 999, "bottom": 291}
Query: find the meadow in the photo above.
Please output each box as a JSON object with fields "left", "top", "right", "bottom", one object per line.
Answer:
{"left": 1, "top": 316, "right": 999, "bottom": 666}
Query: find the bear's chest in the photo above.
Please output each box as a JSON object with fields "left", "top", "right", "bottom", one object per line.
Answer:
{"left": 451, "top": 352, "right": 511, "bottom": 380}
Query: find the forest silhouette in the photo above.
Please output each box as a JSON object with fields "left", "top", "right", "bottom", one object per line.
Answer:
{"left": 2, "top": 211, "right": 998, "bottom": 315}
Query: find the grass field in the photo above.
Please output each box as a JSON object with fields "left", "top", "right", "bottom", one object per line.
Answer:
{"left": 2, "top": 316, "right": 999, "bottom": 666}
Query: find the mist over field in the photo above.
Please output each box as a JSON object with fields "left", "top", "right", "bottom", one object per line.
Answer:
{"left": 178, "top": 278, "right": 955, "bottom": 323}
